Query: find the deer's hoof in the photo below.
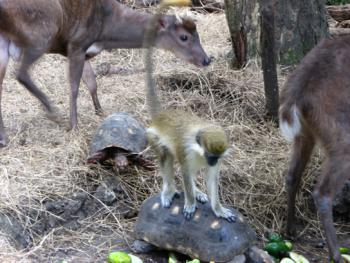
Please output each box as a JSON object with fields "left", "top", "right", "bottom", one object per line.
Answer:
{"left": 0, "top": 137, "right": 8, "bottom": 148}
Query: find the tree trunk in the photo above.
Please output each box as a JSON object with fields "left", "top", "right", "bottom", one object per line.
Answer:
{"left": 224, "top": 0, "right": 329, "bottom": 66}
{"left": 223, "top": 0, "right": 248, "bottom": 68}
{"left": 259, "top": 0, "right": 279, "bottom": 120}
{"left": 275, "top": 0, "right": 329, "bottom": 66}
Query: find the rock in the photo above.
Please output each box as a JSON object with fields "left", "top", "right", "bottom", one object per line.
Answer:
{"left": 134, "top": 193, "right": 256, "bottom": 262}
{"left": 0, "top": 176, "right": 131, "bottom": 252}
{"left": 0, "top": 213, "right": 31, "bottom": 249}
{"left": 132, "top": 240, "right": 157, "bottom": 253}
{"left": 93, "top": 176, "right": 122, "bottom": 205}
{"left": 245, "top": 246, "right": 274, "bottom": 263}
{"left": 228, "top": 254, "right": 246, "bottom": 263}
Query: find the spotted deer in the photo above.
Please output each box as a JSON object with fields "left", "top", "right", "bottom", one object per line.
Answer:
{"left": 0, "top": 0, "right": 210, "bottom": 146}
{"left": 279, "top": 35, "right": 350, "bottom": 263}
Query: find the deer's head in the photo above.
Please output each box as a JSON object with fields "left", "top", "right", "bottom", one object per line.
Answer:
{"left": 155, "top": 15, "right": 211, "bottom": 67}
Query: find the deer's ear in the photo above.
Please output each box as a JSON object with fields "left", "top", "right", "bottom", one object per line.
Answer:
{"left": 157, "top": 15, "right": 176, "bottom": 31}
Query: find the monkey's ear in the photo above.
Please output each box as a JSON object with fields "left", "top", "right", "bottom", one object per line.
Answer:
{"left": 196, "top": 130, "right": 203, "bottom": 145}
{"left": 157, "top": 15, "right": 176, "bottom": 32}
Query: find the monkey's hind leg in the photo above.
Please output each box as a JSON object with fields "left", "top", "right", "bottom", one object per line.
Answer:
{"left": 206, "top": 165, "right": 236, "bottom": 222}
{"left": 159, "top": 146, "right": 178, "bottom": 208}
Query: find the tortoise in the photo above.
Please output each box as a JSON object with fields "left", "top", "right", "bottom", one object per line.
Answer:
{"left": 87, "top": 112, "right": 154, "bottom": 171}
{"left": 133, "top": 193, "right": 257, "bottom": 262}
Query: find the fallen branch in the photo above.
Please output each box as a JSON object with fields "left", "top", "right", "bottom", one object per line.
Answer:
{"left": 327, "top": 4, "right": 350, "bottom": 22}
{"left": 330, "top": 27, "right": 350, "bottom": 36}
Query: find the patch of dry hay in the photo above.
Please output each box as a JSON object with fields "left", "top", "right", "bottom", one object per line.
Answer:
{"left": 0, "top": 12, "right": 348, "bottom": 262}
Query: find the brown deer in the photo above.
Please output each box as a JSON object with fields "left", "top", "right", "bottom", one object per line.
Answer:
{"left": 279, "top": 35, "right": 350, "bottom": 263}
{"left": 0, "top": 0, "right": 210, "bottom": 147}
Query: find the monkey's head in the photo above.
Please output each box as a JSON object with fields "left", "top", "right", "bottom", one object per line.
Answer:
{"left": 197, "top": 127, "right": 229, "bottom": 166}
{"left": 154, "top": 15, "right": 211, "bottom": 67}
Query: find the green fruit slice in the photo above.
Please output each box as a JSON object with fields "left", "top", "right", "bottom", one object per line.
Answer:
{"left": 280, "top": 258, "right": 295, "bottom": 263}
{"left": 289, "top": 252, "right": 310, "bottom": 263}
{"left": 268, "top": 233, "right": 284, "bottom": 243}
{"left": 265, "top": 242, "right": 290, "bottom": 257}
{"left": 284, "top": 241, "right": 293, "bottom": 251}
{"left": 342, "top": 254, "right": 350, "bottom": 263}
{"left": 108, "top": 251, "right": 132, "bottom": 263}
{"left": 340, "top": 247, "right": 350, "bottom": 254}
{"left": 129, "top": 254, "right": 143, "bottom": 263}
{"left": 169, "top": 252, "right": 177, "bottom": 263}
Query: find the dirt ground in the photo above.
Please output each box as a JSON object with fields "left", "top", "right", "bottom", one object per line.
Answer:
{"left": 0, "top": 9, "right": 349, "bottom": 263}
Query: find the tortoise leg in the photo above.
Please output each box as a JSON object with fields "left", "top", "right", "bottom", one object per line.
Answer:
{"left": 87, "top": 151, "right": 108, "bottom": 164}
{"left": 114, "top": 152, "right": 129, "bottom": 170}
{"left": 129, "top": 154, "right": 155, "bottom": 171}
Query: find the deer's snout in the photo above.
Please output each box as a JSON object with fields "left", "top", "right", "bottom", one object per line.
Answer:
{"left": 202, "top": 56, "right": 211, "bottom": 67}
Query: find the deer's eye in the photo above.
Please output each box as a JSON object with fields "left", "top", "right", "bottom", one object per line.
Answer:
{"left": 180, "top": 35, "right": 188, "bottom": 42}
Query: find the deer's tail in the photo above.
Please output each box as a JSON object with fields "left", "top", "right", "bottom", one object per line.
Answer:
{"left": 279, "top": 103, "right": 302, "bottom": 142}
{"left": 279, "top": 71, "right": 307, "bottom": 142}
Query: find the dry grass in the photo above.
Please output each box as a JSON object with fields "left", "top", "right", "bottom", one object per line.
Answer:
{"left": 0, "top": 11, "right": 349, "bottom": 263}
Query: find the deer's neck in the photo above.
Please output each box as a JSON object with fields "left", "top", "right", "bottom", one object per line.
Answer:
{"left": 99, "top": 2, "right": 153, "bottom": 49}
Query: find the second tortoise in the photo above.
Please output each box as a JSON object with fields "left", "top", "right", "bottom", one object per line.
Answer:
{"left": 87, "top": 112, "right": 154, "bottom": 171}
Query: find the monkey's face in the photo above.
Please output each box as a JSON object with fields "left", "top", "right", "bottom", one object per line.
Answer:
{"left": 204, "top": 151, "right": 220, "bottom": 166}
{"left": 155, "top": 15, "right": 211, "bottom": 67}
{"left": 198, "top": 127, "right": 229, "bottom": 166}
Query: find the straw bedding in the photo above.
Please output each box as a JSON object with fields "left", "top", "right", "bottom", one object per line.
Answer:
{"left": 0, "top": 10, "right": 348, "bottom": 262}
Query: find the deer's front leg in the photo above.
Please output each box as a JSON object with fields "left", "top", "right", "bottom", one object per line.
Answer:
{"left": 0, "top": 35, "right": 9, "bottom": 147}
{"left": 68, "top": 49, "right": 85, "bottom": 130}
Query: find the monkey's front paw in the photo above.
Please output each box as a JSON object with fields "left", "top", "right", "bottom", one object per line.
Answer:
{"left": 183, "top": 204, "right": 197, "bottom": 220}
{"left": 214, "top": 207, "right": 237, "bottom": 223}
{"left": 161, "top": 191, "right": 179, "bottom": 208}
{"left": 195, "top": 190, "right": 208, "bottom": 204}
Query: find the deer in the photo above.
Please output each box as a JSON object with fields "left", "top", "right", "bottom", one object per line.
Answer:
{"left": 0, "top": 0, "right": 211, "bottom": 147}
{"left": 279, "top": 35, "right": 350, "bottom": 263}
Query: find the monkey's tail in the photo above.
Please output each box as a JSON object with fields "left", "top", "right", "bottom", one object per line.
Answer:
{"left": 145, "top": 44, "right": 162, "bottom": 119}
{"left": 144, "top": 13, "right": 163, "bottom": 119}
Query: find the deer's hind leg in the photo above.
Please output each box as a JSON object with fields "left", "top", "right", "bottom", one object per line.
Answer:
{"left": 82, "top": 61, "right": 103, "bottom": 115}
{"left": 313, "top": 149, "right": 350, "bottom": 263}
{"left": 0, "top": 35, "right": 9, "bottom": 147}
{"left": 285, "top": 131, "right": 315, "bottom": 237}
{"left": 16, "top": 47, "right": 62, "bottom": 124}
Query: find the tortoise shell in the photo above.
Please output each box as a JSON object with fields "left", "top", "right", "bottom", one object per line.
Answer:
{"left": 89, "top": 112, "right": 147, "bottom": 160}
{"left": 134, "top": 193, "right": 257, "bottom": 262}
